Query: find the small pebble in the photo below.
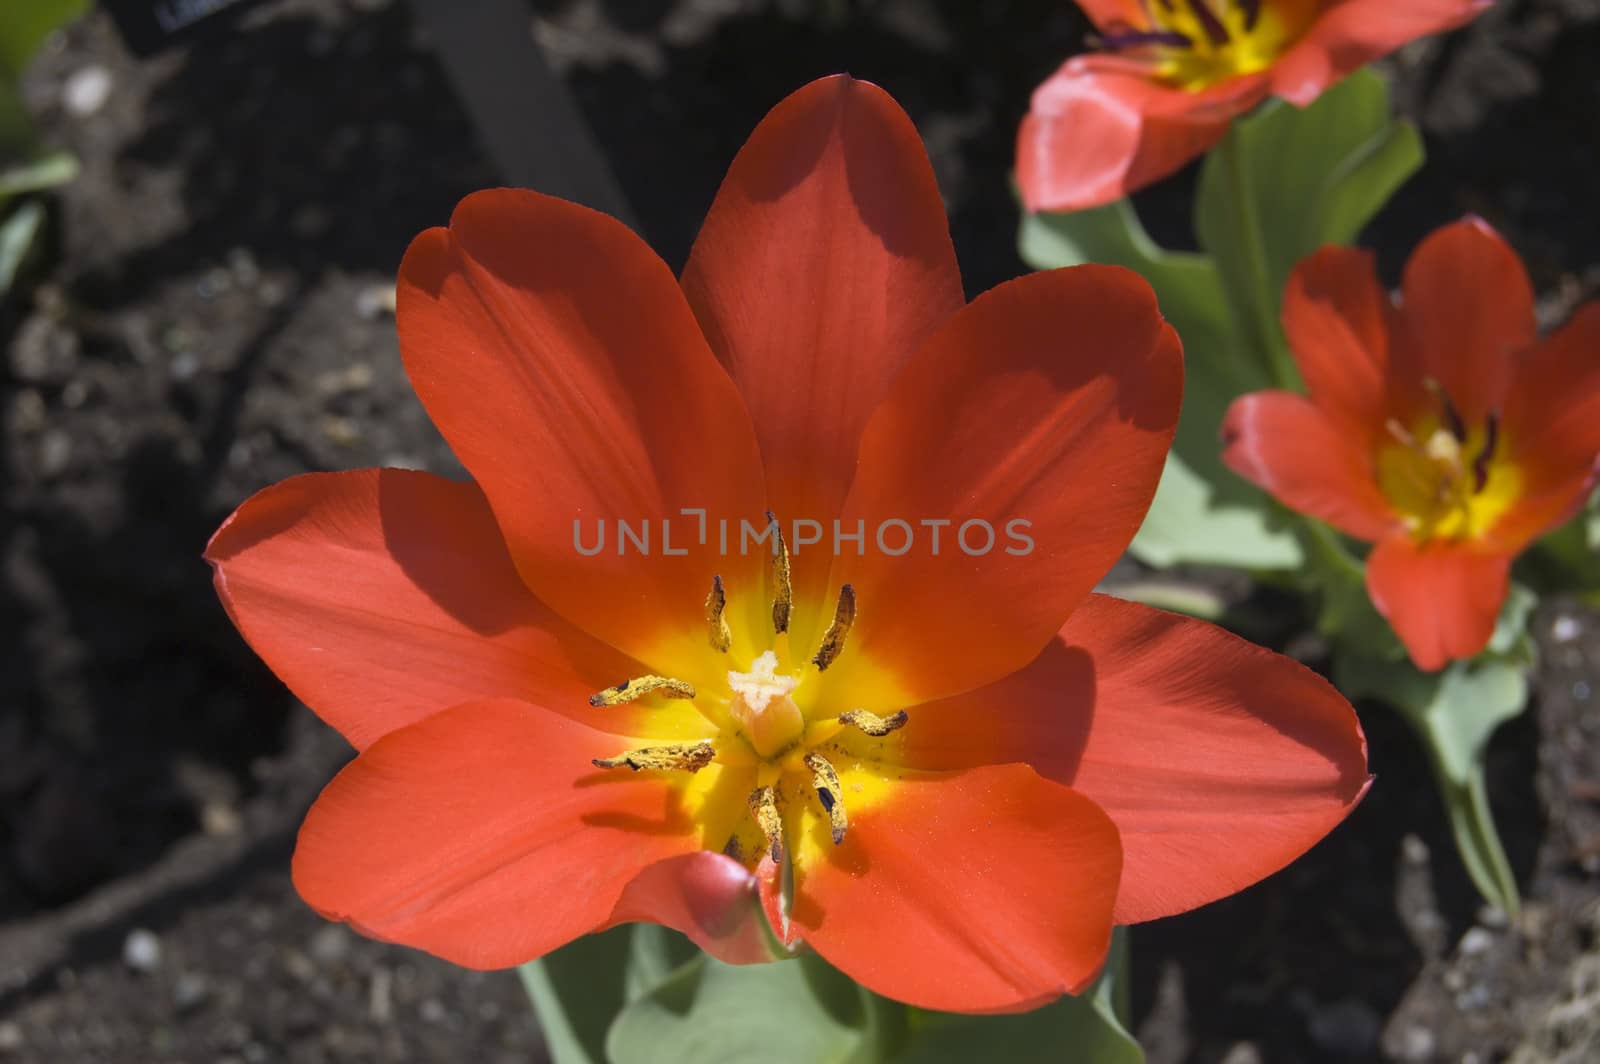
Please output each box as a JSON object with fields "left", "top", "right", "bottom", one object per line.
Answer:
{"left": 1574, "top": 680, "right": 1592, "bottom": 701}
{"left": 419, "top": 998, "right": 446, "bottom": 1023}
{"left": 0, "top": 1020, "right": 22, "bottom": 1052}
{"left": 1402, "top": 833, "right": 1431, "bottom": 865}
{"left": 173, "top": 971, "right": 209, "bottom": 1012}
{"left": 354, "top": 283, "right": 397, "bottom": 320}
{"left": 62, "top": 65, "right": 112, "bottom": 116}
{"left": 309, "top": 924, "right": 351, "bottom": 964}
{"left": 1459, "top": 927, "right": 1495, "bottom": 957}
{"left": 1552, "top": 614, "right": 1582, "bottom": 643}
{"left": 1392, "top": 1024, "right": 1435, "bottom": 1061}
{"left": 122, "top": 928, "right": 162, "bottom": 972}
{"left": 1477, "top": 904, "right": 1510, "bottom": 929}
{"left": 38, "top": 430, "right": 73, "bottom": 478}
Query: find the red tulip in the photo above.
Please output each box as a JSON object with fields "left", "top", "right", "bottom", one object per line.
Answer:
{"left": 1224, "top": 218, "right": 1600, "bottom": 671}
{"left": 208, "top": 75, "right": 1368, "bottom": 1014}
{"left": 1017, "top": 0, "right": 1489, "bottom": 212}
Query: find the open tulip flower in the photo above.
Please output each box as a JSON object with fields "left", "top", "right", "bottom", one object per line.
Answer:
{"left": 1224, "top": 218, "right": 1600, "bottom": 672}
{"left": 1017, "top": 0, "right": 1489, "bottom": 212}
{"left": 207, "top": 75, "right": 1368, "bottom": 1014}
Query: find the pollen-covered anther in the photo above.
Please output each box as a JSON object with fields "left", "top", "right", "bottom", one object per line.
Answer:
{"left": 839, "top": 708, "right": 908, "bottom": 736}
{"left": 587, "top": 674, "right": 695, "bottom": 707}
{"left": 1472, "top": 413, "right": 1500, "bottom": 493}
{"left": 812, "top": 583, "right": 856, "bottom": 671}
{"left": 592, "top": 741, "right": 716, "bottom": 773}
{"left": 804, "top": 752, "right": 848, "bottom": 845}
{"left": 705, "top": 574, "right": 732, "bottom": 653}
{"left": 749, "top": 784, "right": 784, "bottom": 863}
{"left": 766, "top": 511, "right": 792, "bottom": 635}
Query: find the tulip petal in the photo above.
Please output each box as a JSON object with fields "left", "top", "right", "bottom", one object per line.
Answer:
{"left": 817, "top": 266, "right": 1180, "bottom": 710}
{"left": 896, "top": 595, "right": 1370, "bottom": 925}
{"left": 1491, "top": 302, "right": 1600, "bottom": 550}
{"left": 787, "top": 763, "right": 1122, "bottom": 1014}
{"left": 206, "top": 469, "right": 683, "bottom": 751}
{"left": 1017, "top": 58, "right": 1266, "bottom": 213}
{"left": 1222, "top": 390, "right": 1398, "bottom": 542}
{"left": 1281, "top": 245, "right": 1399, "bottom": 435}
{"left": 293, "top": 699, "right": 708, "bottom": 970}
{"left": 681, "top": 74, "right": 963, "bottom": 625}
{"left": 1366, "top": 536, "right": 1510, "bottom": 671}
{"left": 1271, "top": 0, "right": 1492, "bottom": 106}
{"left": 1395, "top": 217, "right": 1536, "bottom": 426}
{"left": 396, "top": 189, "right": 769, "bottom": 675}
{"left": 606, "top": 851, "right": 776, "bottom": 966}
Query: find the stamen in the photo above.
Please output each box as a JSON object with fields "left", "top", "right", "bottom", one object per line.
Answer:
{"left": 804, "top": 752, "right": 848, "bottom": 845}
{"left": 592, "top": 741, "right": 715, "bottom": 773}
{"left": 766, "top": 511, "right": 792, "bottom": 635}
{"left": 588, "top": 675, "right": 695, "bottom": 707}
{"left": 1238, "top": 0, "right": 1261, "bottom": 31}
{"left": 839, "top": 708, "right": 909, "bottom": 737}
{"left": 1093, "top": 28, "right": 1193, "bottom": 50}
{"left": 749, "top": 785, "right": 784, "bottom": 863}
{"left": 1185, "top": 0, "right": 1230, "bottom": 46}
{"left": 1422, "top": 378, "right": 1467, "bottom": 442}
{"left": 1473, "top": 413, "right": 1500, "bottom": 493}
{"left": 812, "top": 583, "right": 857, "bottom": 672}
{"left": 705, "top": 574, "right": 732, "bottom": 653}
{"left": 1385, "top": 418, "right": 1418, "bottom": 449}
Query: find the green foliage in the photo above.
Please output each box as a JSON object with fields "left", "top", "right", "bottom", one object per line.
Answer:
{"left": 522, "top": 925, "right": 1142, "bottom": 1063}
{"left": 1018, "top": 70, "right": 1423, "bottom": 572}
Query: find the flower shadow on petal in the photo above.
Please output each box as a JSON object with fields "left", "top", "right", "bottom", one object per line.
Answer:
{"left": 577, "top": 775, "right": 699, "bottom": 837}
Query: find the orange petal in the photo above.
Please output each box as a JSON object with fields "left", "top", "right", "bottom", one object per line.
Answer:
{"left": 681, "top": 74, "right": 963, "bottom": 625}
{"left": 206, "top": 469, "right": 655, "bottom": 751}
{"left": 898, "top": 595, "right": 1370, "bottom": 925}
{"left": 605, "top": 852, "right": 776, "bottom": 966}
{"left": 396, "top": 190, "right": 768, "bottom": 673}
{"left": 1365, "top": 536, "right": 1510, "bottom": 672}
{"left": 787, "top": 764, "right": 1121, "bottom": 1014}
{"left": 293, "top": 699, "right": 704, "bottom": 969}
{"left": 1394, "top": 217, "right": 1535, "bottom": 427}
{"left": 821, "top": 266, "right": 1180, "bottom": 709}
{"left": 1271, "top": 0, "right": 1492, "bottom": 106}
{"left": 1017, "top": 57, "right": 1267, "bottom": 212}
{"left": 1281, "top": 245, "right": 1401, "bottom": 436}
{"left": 1491, "top": 302, "right": 1600, "bottom": 551}
{"left": 1222, "top": 390, "right": 1398, "bottom": 542}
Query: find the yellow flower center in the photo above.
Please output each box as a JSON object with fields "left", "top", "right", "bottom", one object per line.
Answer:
{"left": 588, "top": 517, "right": 909, "bottom": 877}
{"left": 1375, "top": 388, "right": 1520, "bottom": 542}
{"left": 1099, "top": 0, "right": 1320, "bottom": 91}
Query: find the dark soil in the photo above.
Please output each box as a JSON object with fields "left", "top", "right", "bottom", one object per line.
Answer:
{"left": 1, "top": 0, "right": 1596, "bottom": 1060}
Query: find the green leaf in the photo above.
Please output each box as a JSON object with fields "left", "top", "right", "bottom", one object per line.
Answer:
{"left": 1336, "top": 653, "right": 1529, "bottom": 912}
{"left": 607, "top": 952, "right": 891, "bottom": 1064}
{"left": 518, "top": 927, "right": 635, "bottom": 1064}
{"left": 0, "top": 151, "right": 77, "bottom": 197}
{"left": 898, "top": 928, "right": 1141, "bottom": 1064}
{"left": 0, "top": 0, "right": 87, "bottom": 80}
{"left": 0, "top": 198, "right": 47, "bottom": 296}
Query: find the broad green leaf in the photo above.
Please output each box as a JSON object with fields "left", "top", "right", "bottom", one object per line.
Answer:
{"left": 899, "top": 928, "right": 1141, "bottom": 1064}
{"left": 1336, "top": 653, "right": 1529, "bottom": 912}
{"left": 623, "top": 924, "right": 700, "bottom": 1002}
{"left": 607, "top": 951, "right": 890, "bottom": 1064}
{"left": 519, "top": 927, "right": 635, "bottom": 1064}
{"left": 0, "top": 151, "right": 77, "bottom": 197}
{"left": 0, "top": 198, "right": 47, "bottom": 296}
{"left": 0, "top": 0, "right": 88, "bottom": 80}
{"left": 1129, "top": 451, "right": 1303, "bottom": 569}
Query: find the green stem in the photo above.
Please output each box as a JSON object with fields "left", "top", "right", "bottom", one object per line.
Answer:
{"left": 1216, "top": 131, "right": 1296, "bottom": 391}
{"left": 1298, "top": 514, "right": 1365, "bottom": 586}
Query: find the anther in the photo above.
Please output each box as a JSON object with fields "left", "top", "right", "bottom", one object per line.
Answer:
{"left": 588, "top": 675, "right": 695, "bottom": 707}
{"left": 1423, "top": 378, "right": 1468, "bottom": 442}
{"left": 1473, "top": 413, "right": 1500, "bottom": 493}
{"left": 812, "top": 584, "right": 857, "bottom": 672}
{"left": 1093, "top": 28, "right": 1192, "bottom": 50}
{"left": 1185, "top": 0, "right": 1230, "bottom": 46}
{"left": 1238, "top": 0, "right": 1261, "bottom": 31}
{"left": 839, "top": 708, "right": 908, "bottom": 737}
{"left": 766, "top": 511, "right": 792, "bottom": 635}
{"left": 804, "top": 752, "right": 848, "bottom": 845}
{"left": 705, "top": 574, "right": 732, "bottom": 653}
{"left": 592, "top": 741, "right": 716, "bottom": 773}
{"left": 749, "top": 785, "right": 784, "bottom": 863}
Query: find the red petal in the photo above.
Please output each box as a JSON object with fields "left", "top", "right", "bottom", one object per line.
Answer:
{"left": 396, "top": 190, "right": 768, "bottom": 674}
{"left": 1394, "top": 217, "right": 1535, "bottom": 426}
{"left": 1491, "top": 302, "right": 1600, "bottom": 550}
{"left": 1271, "top": 0, "right": 1492, "bottom": 106}
{"left": 206, "top": 469, "right": 653, "bottom": 751}
{"left": 789, "top": 764, "right": 1121, "bottom": 1014}
{"left": 898, "top": 595, "right": 1370, "bottom": 925}
{"left": 1018, "top": 58, "right": 1266, "bottom": 212}
{"left": 1281, "top": 245, "right": 1400, "bottom": 436}
{"left": 1222, "top": 391, "right": 1398, "bottom": 542}
{"left": 1365, "top": 536, "right": 1510, "bottom": 671}
{"left": 820, "top": 266, "right": 1180, "bottom": 709}
{"left": 293, "top": 699, "right": 705, "bottom": 969}
{"left": 681, "top": 75, "right": 963, "bottom": 623}
{"left": 605, "top": 852, "right": 776, "bottom": 966}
